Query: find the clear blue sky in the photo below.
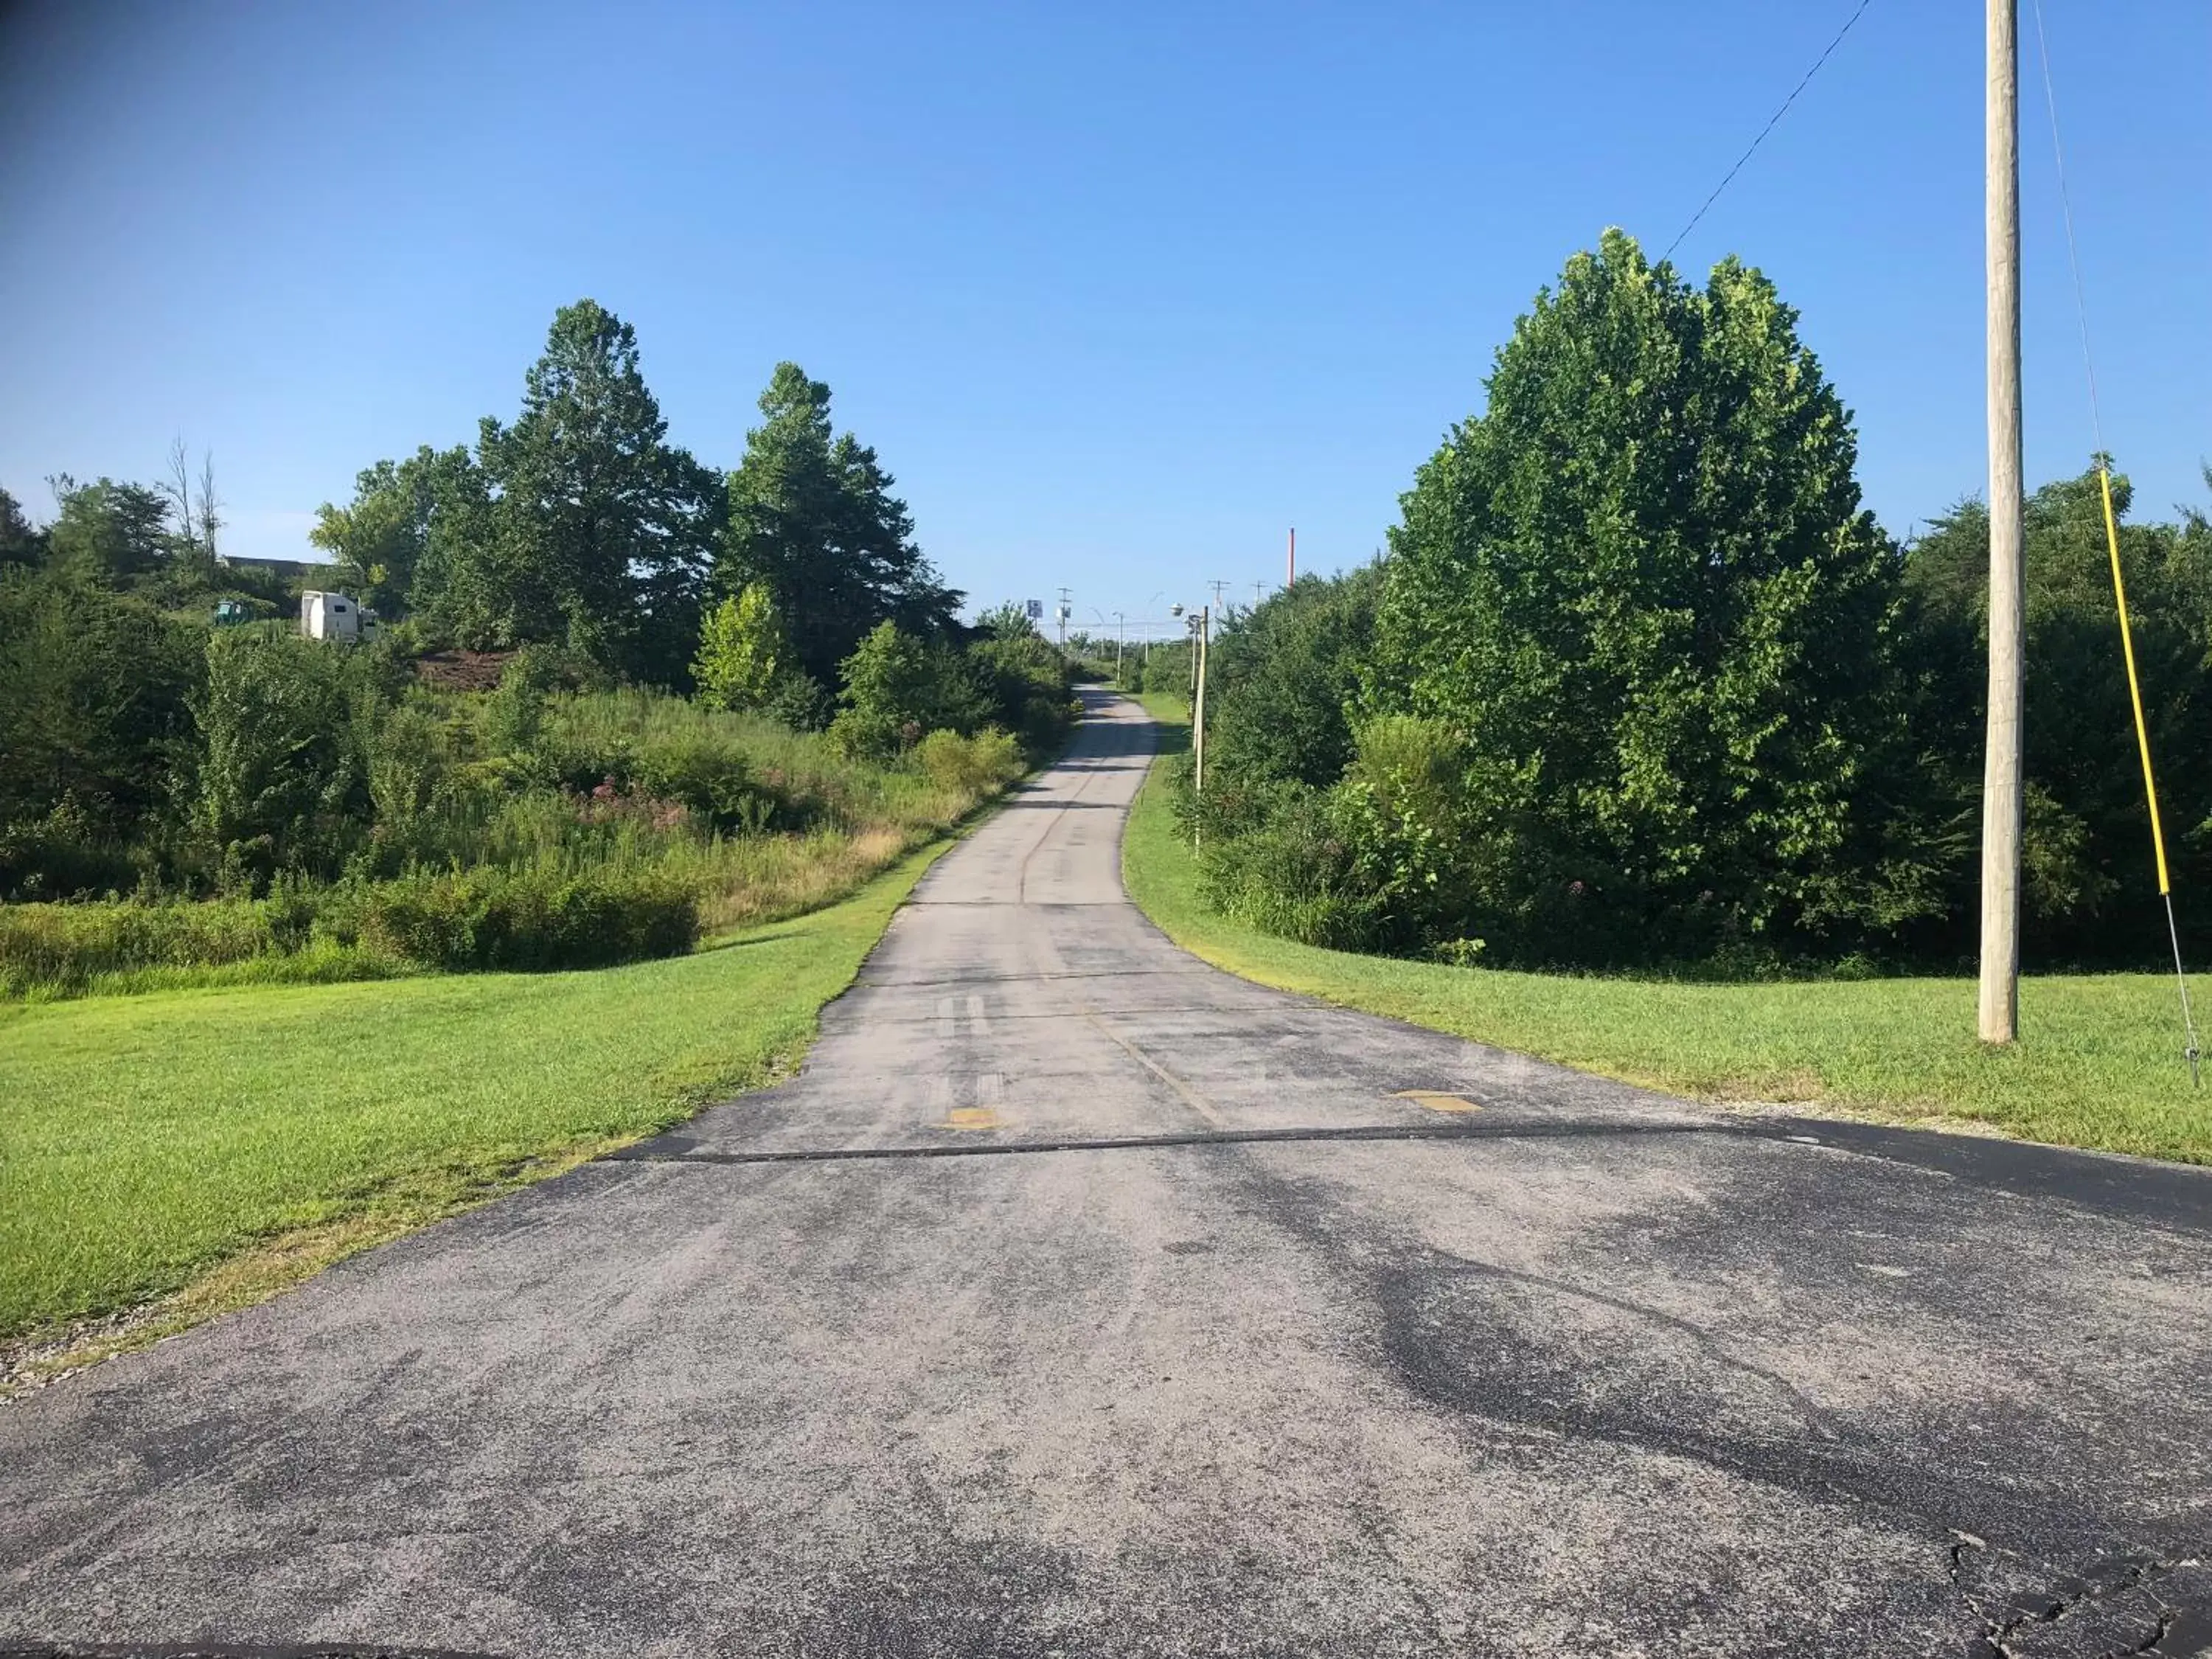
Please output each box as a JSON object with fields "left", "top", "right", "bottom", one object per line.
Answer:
{"left": 1, "top": 1, "right": 2205, "bottom": 639}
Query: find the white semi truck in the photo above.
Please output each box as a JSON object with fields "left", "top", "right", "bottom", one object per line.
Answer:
{"left": 299, "top": 590, "right": 381, "bottom": 643}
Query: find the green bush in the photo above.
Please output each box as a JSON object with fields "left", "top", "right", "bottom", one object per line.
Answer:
{"left": 354, "top": 863, "right": 698, "bottom": 971}
{"left": 915, "top": 728, "right": 1024, "bottom": 796}
{"left": 964, "top": 633, "right": 1077, "bottom": 759}
{"left": 631, "top": 736, "right": 777, "bottom": 835}
{"left": 0, "top": 567, "right": 204, "bottom": 897}
{"left": 1202, "top": 570, "right": 1380, "bottom": 791}
{"left": 194, "top": 629, "right": 389, "bottom": 887}
{"left": 0, "top": 795, "right": 142, "bottom": 901}
{"left": 827, "top": 622, "right": 933, "bottom": 761}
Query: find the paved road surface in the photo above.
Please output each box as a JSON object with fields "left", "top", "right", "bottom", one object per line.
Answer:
{"left": 5, "top": 694, "right": 2212, "bottom": 1658}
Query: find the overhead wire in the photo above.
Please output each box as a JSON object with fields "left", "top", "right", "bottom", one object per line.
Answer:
{"left": 2028, "top": 0, "right": 2199, "bottom": 1085}
{"left": 1660, "top": 0, "right": 1877, "bottom": 264}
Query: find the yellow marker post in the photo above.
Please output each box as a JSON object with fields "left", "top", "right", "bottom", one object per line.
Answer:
{"left": 2098, "top": 465, "right": 2200, "bottom": 1084}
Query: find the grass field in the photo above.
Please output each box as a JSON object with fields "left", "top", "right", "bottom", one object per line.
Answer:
{"left": 0, "top": 836, "right": 953, "bottom": 1370}
{"left": 1124, "top": 693, "right": 2212, "bottom": 1167}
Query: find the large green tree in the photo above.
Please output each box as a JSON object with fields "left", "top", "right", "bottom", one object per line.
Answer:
{"left": 408, "top": 301, "right": 718, "bottom": 681}
{"left": 1368, "top": 229, "right": 1909, "bottom": 962}
{"left": 309, "top": 445, "right": 481, "bottom": 619}
{"left": 0, "top": 487, "right": 44, "bottom": 571}
{"left": 1903, "top": 466, "right": 2212, "bottom": 961}
{"left": 1205, "top": 566, "right": 1383, "bottom": 793}
{"left": 44, "top": 477, "right": 175, "bottom": 588}
{"left": 717, "top": 362, "right": 960, "bottom": 686}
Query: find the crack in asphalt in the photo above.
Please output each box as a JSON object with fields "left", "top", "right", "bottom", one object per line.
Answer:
{"left": 605, "top": 1119, "right": 1730, "bottom": 1166}
{"left": 1180, "top": 1143, "right": 2212, "bottom": 1651}
{"left": 853, "top": 964, "right": 1219, "bottom": 989}
{"left": 1972, "top": 1551, "right": 2196, "bottom": 1658}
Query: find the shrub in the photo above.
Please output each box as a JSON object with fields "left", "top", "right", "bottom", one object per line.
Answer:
{"left": 1198, "top": 783, "right": 1389, "bottom": 950}
{"left": 829, "top": 622, "right": 933, "bottom": 761}
{"left": 915, "top": 728, "right": 1024, "bottom": 797}
{"left": 0, "top": 794, "right": 142, "bottom": 901}
{"left": 765, "top": 669, "right": 835, "bottom": 733}
{"left": 693, "top": 585, "right": 786, "bottom": 711}
{"left": 631, "top": 735, "right": 776, "bottom": 835}
{"left": 0, "top": 566, "right": 204, "bottom": 884}
{"left": 193, "top": 629, "right": 385, "bottom": 887}
{"left": 354, "top": 863, "right": 699, "bottom": 972}
{"left": 964, "top": 633, "right": 1077, "bottom": 759}
{"left": 1201, "top": 568, "right": 1380, "bottom": 790}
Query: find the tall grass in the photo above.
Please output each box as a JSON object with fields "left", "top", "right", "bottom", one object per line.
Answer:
{"left": 1, "top": 692, "right": 1028, "bottom": 1001}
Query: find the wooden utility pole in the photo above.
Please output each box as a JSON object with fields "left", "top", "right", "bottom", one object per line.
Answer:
{"left": 1980, "top": 0, "right": 2025, "bottom": 1044}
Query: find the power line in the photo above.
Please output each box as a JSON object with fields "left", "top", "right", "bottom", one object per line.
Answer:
{"left": 1660, "top": 0, "right": 1877, "bottom": 264}
{"left": 2026, "top": 0, "right": 2199, "bottom": 1084}
{"left": 2028, "top": 0, "right": 2102, "bottom": 451}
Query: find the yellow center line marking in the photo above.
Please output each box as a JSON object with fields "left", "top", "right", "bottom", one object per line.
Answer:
{"left": 939, "top": 1106, "right": 1001, "bottom": 1131}
{"left": 1392, "top": 1090, "right": 1481, "bottom": 1115}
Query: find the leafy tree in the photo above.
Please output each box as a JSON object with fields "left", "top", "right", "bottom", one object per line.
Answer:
{"left": 1204, "top": 566, "right": 1382, "bottom": 792}
{"left": 0, "top": 487, "right": 44, "bottom": 571}
{"left": 44, "top": 477, "right": 175, "bottom": 588}
{"left": 390, "top": 447, "right": 498, "bottom": 638}
{"left": 1368, "top": 229, "right": 1908, "bottom": 964}
{"left": 1902, "top": 465, "right": 2212, "bottom": 961}
{"left": 975, "top": 601, "right": 1040, "bottom": 641}
{"left": 827, "top": 621, "right": 935, "bottom": 760}
{"left": 692, "top": 582, "right": 786, "bottom": 711}
{"left": 964, "top": 629, "right": 1076, "bottom": 757}
{"left": 193, "top": 630, "right": 388, "bottom": 886}
{"left": 310, "top": 445, "right": 480, "bottom": 617}
{"left": 717, "top": 362, "right": 961, "bottom": 686}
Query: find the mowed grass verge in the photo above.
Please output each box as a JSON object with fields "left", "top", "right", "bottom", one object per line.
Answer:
{"left": 1124, "top": 694, "right": 2212, "bottom": 1166}
{"left": 0, "top": 836, "right": 954, "bottom": 1371}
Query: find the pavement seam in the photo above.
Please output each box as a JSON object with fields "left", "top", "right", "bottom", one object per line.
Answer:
{"left": 604, "top": 1119, "right": 1729, "bottom": 1166}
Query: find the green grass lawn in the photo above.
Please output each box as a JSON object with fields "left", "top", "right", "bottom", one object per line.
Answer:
{"left": 1125, "top": 693, "right": 2212, "bottom": 1166}
{"left": 0, "top": 838, "right": 953, "bottom": 1358}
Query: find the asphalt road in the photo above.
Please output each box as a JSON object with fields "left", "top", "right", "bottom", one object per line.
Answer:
{"left": 5, "top": 693, "right": 2212, "bottom": 1659}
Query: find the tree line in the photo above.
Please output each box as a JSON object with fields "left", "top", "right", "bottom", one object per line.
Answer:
{"left": 305, "top": 304, "right": 962, "bottom": 698}
{"left": 0, "top": 300, "right": 1074, "bottom": 922}
{"left": 1186, "top": 229, "right": 2212, "bottom": 974}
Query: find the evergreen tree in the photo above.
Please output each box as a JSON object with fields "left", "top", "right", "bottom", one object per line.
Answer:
{"left": 418, "top": 300, "right": 717, "bottom": 680}
{"left": 717, "top": 362, "right": 960, "bottom": 686}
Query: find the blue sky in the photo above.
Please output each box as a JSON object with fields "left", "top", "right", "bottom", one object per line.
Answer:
{"left": 1, "top": 1, "right": 2205, "bottom": 640}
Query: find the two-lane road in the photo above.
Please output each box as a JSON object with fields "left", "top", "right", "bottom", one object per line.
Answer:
{"left": 5, "top": 694, "right": 2211, "bottom": 1657}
